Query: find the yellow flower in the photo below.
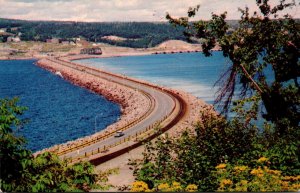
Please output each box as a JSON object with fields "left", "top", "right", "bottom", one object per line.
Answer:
{"left": 251, "top": 168, "right": 264, "bottom": 177}
{"left": 257, "top": 157, "right": 268, "bottom": 163}
{"left": 283, "top": 175, "right": 300, "bottom": 181}
{"left": 216, "top": 163, "right": 227, "bottom": 169}
{"left": 172, "top": 181, "right": 181, "bottom": 187}
{"left": 171, "top": 181, "right": 182, "bottom": 191}
{"left": 185, "top": 184, "right": 198, "bottom": 192}
{"left": 280, "top": 181, "right": 289, "bottom": 189}
{"left": 234, "top": 165, "right": 248, "bottom": 172}
{"left": 291, "top": 183, "right": 300, "bottom": 190}
{"left": 158, "top": 183, "right": 170, "bottom": 191}
{"left": 131, "top": 181, "right": 149, "bottom": 192}
{"left": 266, "top": 169, "right": 281, "bottom": 176}
{"left": 220, "top": 179, "right": 233, "bottom": 186}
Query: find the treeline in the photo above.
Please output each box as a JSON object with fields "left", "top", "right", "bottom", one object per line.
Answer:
{"left": 0, "top": 18, "right": 187, "bottom": 48}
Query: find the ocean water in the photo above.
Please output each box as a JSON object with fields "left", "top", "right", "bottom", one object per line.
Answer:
{"left": 0, "top": 60, "right": 121, "bottom": 152}
{"left": 77, "top": 52, "right": 231, "bottom": 104}
{"left": 77, "top": 52, "right": 276, "bottom": 126}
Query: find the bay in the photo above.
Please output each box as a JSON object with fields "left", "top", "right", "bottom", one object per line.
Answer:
{"left": 0, "top": 59, "right": 121, "bottom": 152}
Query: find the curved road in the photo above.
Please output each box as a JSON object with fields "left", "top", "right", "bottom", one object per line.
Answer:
{"left": 42, "top": 58, "right": 176, "bottom": 161}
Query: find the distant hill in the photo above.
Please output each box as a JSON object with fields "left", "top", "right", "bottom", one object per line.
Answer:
{"left": 0, "top": 18, "right": 187, "bottom": 48}
{"left": 1, "top": 18, "right": 298, "bottom": 48}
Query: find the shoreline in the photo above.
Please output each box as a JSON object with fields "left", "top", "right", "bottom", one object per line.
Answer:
{"left": 2, "top": 43, "right": 215, "bottom": 155}
{"left": 34, "top": 58, "right": 152, "bottom": 155}
{"left": 34, "top": 55, "right": 212, "bottom": 156}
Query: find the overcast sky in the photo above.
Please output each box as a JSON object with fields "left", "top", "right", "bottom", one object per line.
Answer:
{"left": 0, "top": 0, "right": 299, "bottom": 22}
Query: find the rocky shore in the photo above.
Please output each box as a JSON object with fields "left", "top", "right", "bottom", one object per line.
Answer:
{"left": 31, "top": 39, "right": 217, "bottom": 156}
{"left": 34, "top": 58, "right": 150, "bottom": 155}
{"left": 34, "top": 56, "right": 214, "bottom": 156}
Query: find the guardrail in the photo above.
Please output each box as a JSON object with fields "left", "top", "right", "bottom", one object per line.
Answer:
{"left": 39, "top": 57, "right": 185, "bottom": 165}
{"left": 70, "top": 89, "right": 186, "bottom": 165}
{"left": 68, "top": 96, "right": 177, "bottom": 163}
{"left": 42, "top": 58, "right": 156, "bottom": 156}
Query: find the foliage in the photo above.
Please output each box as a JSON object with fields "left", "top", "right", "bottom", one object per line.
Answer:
{"left": 0, "top": 18, "right": 187, "bottom": 48}
{"left": 131, "top": 1, "right": 299, "bottom": 191}
{"left": 0, "top": 98, "right": 109, "bottom": 192}
{"left": 131, "top": 105, "right": 299, "bottom": 191}
{"left": 130, "top": 181, "right": 198, "bottom": 192}
{"left": 130, "top": 107, "right": 253, "bottom": 191}
{"left": 214, "top": 157, "right": 300, "bottom": 191}
{"left": 167, "top": 0, "right": 299, "bottom": 135}
{"left": 128, "top": 2, "right": 300, "bottom": 190}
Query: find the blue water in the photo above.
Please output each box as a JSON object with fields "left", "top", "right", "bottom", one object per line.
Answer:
{"left": 77, "top": 52, "right": 231, "bottom": 104}
{"left": 0, "top": 60, "right": 121, "bottom": 152}
{"left": 77, "top": 52, "right": 276, "bottom": 127}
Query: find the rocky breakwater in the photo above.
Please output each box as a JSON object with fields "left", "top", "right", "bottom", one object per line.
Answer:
{"left": 93, "top": 70, "right": 216, "bottom": 139}
{"left": 34, "top": 58, "right": 150, "bottom": 155}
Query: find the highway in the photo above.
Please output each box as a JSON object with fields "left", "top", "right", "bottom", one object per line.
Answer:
{"left": 41, "top": 57, "right": 179, "bottom": 162}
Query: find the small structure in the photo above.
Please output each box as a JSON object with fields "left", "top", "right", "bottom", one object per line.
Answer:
{"left": 0, "top": 28, "right": 7, "bottom": 33}
{"left": 80, "top": 47, "right": 102, "bottom": 55}
{"left": 7, "top": 36, "right": 21, "bottom": 42}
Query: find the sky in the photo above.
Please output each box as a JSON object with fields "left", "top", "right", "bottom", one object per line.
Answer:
{"left": 0, "top": 0, "right": 299, "bottom": 22}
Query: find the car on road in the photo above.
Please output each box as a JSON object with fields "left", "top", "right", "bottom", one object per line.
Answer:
{"left": 114, "top": 131, "right": 125, "bottom": 137}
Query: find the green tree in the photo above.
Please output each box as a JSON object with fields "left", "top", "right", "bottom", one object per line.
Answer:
{"left": 0, "top": 98, "right": 109, "bottom": 192}
{"left": 132, "top": 1, "right": 299, "bottom": 191}
{"left": 167, "top": 0, "right": 299, "bottom": 136}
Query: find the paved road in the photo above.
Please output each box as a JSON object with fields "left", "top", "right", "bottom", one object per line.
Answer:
{"left": 46, "top": 58, "right": 176, "bottom": 159}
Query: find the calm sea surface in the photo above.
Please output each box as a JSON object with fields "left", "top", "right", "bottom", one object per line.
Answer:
{"left": 77, "top": 52, "right": 231, "bottom": 104}
{"left": 78, "top": 52, "right": 274, "bottom": 126}
{"left": 0, "top": 60, "right": 121, "bottom": 152}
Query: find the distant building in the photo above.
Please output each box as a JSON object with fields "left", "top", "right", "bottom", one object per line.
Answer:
{"left": 7, "top": 36, "right": 21, "bottom": 42}
{"left": 0, "top": 28, "right": 7, "bottom": 33}
{"left": 80, "top": 47, "right": 102, "bottom": 55}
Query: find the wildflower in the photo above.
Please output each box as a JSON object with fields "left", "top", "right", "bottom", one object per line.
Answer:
{"left": 185, "top": 184, "right": 198, "bottom": 192}
{"left": 216, "top": 163, "right": 227, "bottom": 169}
{"left": 251, "top": 167, "right": 264, "bottom": 177}
{"left": 171, "top": 181, "right": 182, "bottom": 191}
{"left": 158, "top": 183, "right": 170, "bottom": 191}
{"left": 280, "top": 181, "right": 289, "bottom": 190}
{"left": 291, "top": 183, "right": 300, "bottom": 190}
{"left": 283, "top": 176, "right": 300, "bottom": 181}
{"left": 172, "top": 181, "right": 181, "bottom": 187}
{"left": 234, "top": 165, "right": 248, "bottom": 172}
{"left": 220, "top": 179, "right": 233, "bottom": 186}
{"left": 257, "top": 157, "right": 268, "bottom": 163}
{"left": 131, "top": 181, "right": 149, "bottom": 192}
{"left": 266, "top": 169, "right": 281, "bottom": 176}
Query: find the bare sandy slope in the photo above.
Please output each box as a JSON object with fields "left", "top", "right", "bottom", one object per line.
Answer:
{"left": 156, "top": 40, "right": 201, "bottom": 50}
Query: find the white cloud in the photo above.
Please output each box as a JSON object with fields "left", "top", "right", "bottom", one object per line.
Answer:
{"left": 0, "top": 0, "right": 298, "bottom": 22}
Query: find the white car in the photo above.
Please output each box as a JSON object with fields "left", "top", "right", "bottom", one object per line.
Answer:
{"left": 114, "top": 131, "right": 125, "bottom": 137}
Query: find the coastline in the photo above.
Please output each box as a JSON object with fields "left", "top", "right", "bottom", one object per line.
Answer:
{"left": 34, "top": 58, "right": 151, "bottom": 155}
{"left": 1, "top": 41, "right": 215, "bottom": 156}
{"left": 3, "top": 44, "right": 216, "bottom": 188}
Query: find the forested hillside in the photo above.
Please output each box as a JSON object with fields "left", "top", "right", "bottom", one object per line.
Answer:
{"left": 0, "top": 18, "right": 187, "bottom": 48}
